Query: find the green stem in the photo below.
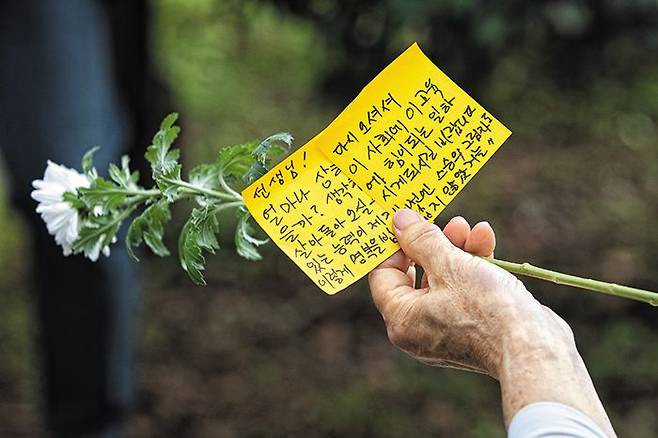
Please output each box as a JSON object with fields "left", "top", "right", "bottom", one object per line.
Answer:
{"left": 96, "top": 188, "right": 160, "bottom": 197}
{"left": 482, "top": 257, "right": 658, "bottom": 307}
{"left": 73, "top": 206, "right": 136, "bottom": 251}
{"left": 210, "top": 200, "right": 244, "bottom": 214}
{"left": 162, "top": 177, "right": 242, "bottom": 201}
{"left": 217, "top": 173, "right": 241, "bottom": 199}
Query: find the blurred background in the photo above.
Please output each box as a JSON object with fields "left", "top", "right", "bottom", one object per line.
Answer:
{"left": 1, "top": 0, "right": 657, "bottom": 436}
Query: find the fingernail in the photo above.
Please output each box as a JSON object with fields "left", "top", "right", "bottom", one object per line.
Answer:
{"left": 393, "top": 209, "right": 422, "bottom": 230}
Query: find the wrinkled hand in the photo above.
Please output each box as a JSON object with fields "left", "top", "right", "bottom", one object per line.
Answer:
{"left": 369, "top": 209, "right": 616, "bottom": 436}
{"left": 369, "top": 209, "right": 560, "bottom": 378}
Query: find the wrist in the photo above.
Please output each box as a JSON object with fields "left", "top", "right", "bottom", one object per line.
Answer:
{"left": 494, "top": 307, "right": 616, "bottom": 436}
{"left": 486, "top": 288, "right": 576, "bottom": 379}
{"left": 498, "top": 317, "right": 581, "bottom": 423}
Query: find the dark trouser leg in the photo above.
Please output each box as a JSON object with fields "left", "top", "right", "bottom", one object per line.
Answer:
{"left": 0, "top": 1, "right": 138, "bottom": 436}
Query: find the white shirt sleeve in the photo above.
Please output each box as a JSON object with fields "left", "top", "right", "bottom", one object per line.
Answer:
{"left": 508, "top": 402, "right": 608, "bottom": 438}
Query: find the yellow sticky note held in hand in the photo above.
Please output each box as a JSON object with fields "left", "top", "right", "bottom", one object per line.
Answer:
{"left": 242, "top": 43, "right": 511, "bottom": 294}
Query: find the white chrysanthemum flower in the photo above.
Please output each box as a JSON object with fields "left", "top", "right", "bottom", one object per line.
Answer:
{"left": 31, "top": 160, "right": 112, "bottom": 261}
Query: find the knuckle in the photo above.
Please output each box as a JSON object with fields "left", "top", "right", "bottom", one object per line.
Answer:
{"left": 405, "top": 221, "right": 440, "bottom": 247}
{"left": 403, "top": 223, "right": 448, "bottom": 268}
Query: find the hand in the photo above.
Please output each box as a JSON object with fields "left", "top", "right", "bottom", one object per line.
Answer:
{"left": 369, "top": 209, "right": 568, "bottom": 378}
{"left": 369, "top": 209, "right": 616, "bottom": 435}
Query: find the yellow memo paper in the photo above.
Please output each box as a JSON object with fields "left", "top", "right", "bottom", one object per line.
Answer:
{"left": 242, "top": 43, "right": 511, "bottom": 294}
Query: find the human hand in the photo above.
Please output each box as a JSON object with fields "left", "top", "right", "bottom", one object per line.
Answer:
{"left": 369, "top": 209, "right": 570, "bottom": 378}
{"left": 370, "top": 209, "right": 615, "bottom": 435}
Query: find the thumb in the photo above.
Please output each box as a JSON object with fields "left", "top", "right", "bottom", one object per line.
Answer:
{"left": 393, "top": 209, "right": 459, "bottom": 273}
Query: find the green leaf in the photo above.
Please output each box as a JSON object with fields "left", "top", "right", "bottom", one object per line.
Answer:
{"left": 81, "top": 146, "right": 100, "bottom": 179}
{"left": 216, "top": 132, "right": 292, "bottom": 188}
{"left": 78, "top": 177, "right": 127, "bottom": 214}
{"left": 242, "top": 160, "right": 267, "bottom": 185}
{"left": 156, "top": 164, "right": 182, "bottom": 202}
{"left": 178, "top": 206, "right": 221, "bottom": 285}
{"left": 193, "top": 207, "right": 220, "bottom": 253}
{"left": 63, "top": 191, "right": 86, "bottom": 210}
{"left": 235, "top": 207, "right": 267, "bottom": 260}
{"left": 252, "top": 133, "right": 293, "bottom": 162}
{"left": 243, "top": 132, "right": 293, "bottom": 183}
{"left": 189, "top": 163, "right": 220, "bottom": 190}
{"left": 108, "top": 155, "right": 139, "bottom": 189}
{"left": 178, "top": 221, "right": 205, "bottom": 285}
{"left": 125, "top": 200, "right": 172, "bottom": 260}
{"left": 145, "top": 113, "right": 181, "bottom": 179}
{"left": 143, "top": 114, "right": 184, "bottom": 201}
{"left": 216, "top": 141, "right": 258, "bottom": 180}
{"left": 73, "top": 212, "right": 124, "bottom": 259}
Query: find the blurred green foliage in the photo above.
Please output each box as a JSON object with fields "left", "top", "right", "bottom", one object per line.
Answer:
{"left": 0, "top": 164, "right": 38, "bottom": 433}
{"left": 153, "top": 0, "right": 336, "bottom": 165}
{"left": 1, "top": 0, "right": 657, "bottom": 436}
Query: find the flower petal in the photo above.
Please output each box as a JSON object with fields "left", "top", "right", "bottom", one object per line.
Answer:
{"left": 33, "top": 161, "right": 88, "bottom": 258}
